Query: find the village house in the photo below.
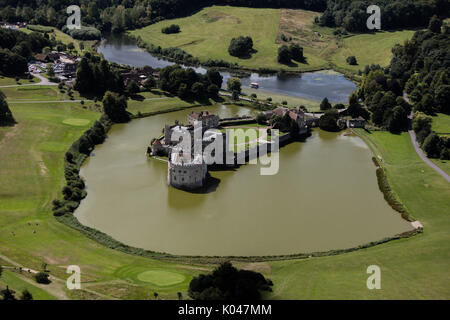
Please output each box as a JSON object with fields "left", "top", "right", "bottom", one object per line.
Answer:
{"left": 347, "top": 117, "right": 366, "bottom": 128}
{"left": 188, "top": 111, "right": 220, "bottom": 130}
{"left": 122, "top": 66, "right": 159, "bottom": 87}
{"left": 265, "top": 106, "right": 307, "bottom": 134}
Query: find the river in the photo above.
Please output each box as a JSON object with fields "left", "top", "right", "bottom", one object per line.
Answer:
{"left": 97, "top": 34, "right": 357, "bottom": 103}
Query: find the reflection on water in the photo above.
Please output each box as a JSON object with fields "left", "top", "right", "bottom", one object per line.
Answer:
{"left": 75, "top": 105, "right": 412, "bottom": 256}
{"left": 98, "top": 34, "right": 357, "bottom": 103}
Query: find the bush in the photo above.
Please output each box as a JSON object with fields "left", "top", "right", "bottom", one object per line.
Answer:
{"left": 319, "top": 109, "right": 340, "bottom": 132}
{"left": 34, "top": 272, "right": 51, "bottom": 284}
{"left": 162, "top": 24, "right": 181, "bottom": 34}
{"left": 346, "top": 56, "right": 358, "bottom": 65}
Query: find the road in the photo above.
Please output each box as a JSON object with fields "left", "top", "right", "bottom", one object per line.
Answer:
{"left": 404, "top": 93, "right": 449, "bottom": 183}
{"left": 408, "top": 127, "right": 450, "bottom": 183}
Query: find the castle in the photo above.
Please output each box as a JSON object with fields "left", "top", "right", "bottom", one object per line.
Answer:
{"left": 149, "top": 109, "right": 308, "bottom": 190}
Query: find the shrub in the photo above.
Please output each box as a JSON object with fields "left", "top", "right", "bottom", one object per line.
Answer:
{"left": 346, "top": 56, "right": 358, "bottom": 65}
{"left": 162, "top": 24, "right": 180, "bottom": 34}
{"left": 34, "top": 272, "right": 51, "bottom": 284}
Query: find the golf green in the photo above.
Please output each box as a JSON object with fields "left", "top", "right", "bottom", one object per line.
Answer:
{"left": 137, "top": 270, "right": 186, "bottom": 286}
{"left": 62, "top": 118, "right": 90, "bottom": 126}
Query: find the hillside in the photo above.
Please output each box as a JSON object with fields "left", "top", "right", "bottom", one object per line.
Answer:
{"left": 131, "top": 6, "right": 415, "bottom": 73}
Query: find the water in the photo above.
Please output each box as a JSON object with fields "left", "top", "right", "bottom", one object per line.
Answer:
{"left": 75, "top": 105, "right": 412, "bottom": 256}
{"left": 97, "top": 34, "right": 357, "bottom": 103}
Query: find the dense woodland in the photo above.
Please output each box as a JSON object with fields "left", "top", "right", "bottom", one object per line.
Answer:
{"left": 0, "top": 28, "right": 50, "bottom": 76}
{"left": 320, "top": 0, "right": 449, "bottom": 32}
{"left": 1, "top": 1, "right": 448, "bottom": 34}
{"left": 358, "top": 18, "right": 449, "bottom": 159}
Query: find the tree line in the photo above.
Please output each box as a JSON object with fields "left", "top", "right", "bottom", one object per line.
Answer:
{"left": 0, "top": 0, "right": 327, "bottom": 34}
{"left": 319, "top": 0, "right": 449, "bottom": 32}
{"left": 0, "top": 28, "right": 51, "bottom": 76}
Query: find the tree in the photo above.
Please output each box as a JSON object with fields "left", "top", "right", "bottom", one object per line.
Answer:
{"left": 412, "top": 112, "right": 432, "bottom": 134}
{"left": 387, "top": 106, "right": 408, "bottom": 133}
{"left": 227, "top": 78, "right": 241, "bottom": 94}
{"left": 34, "top": 272, "right": 51, "bottom": 284}
{"left": 143, "top": 77, "right": 156, "bottom": 90}
{"left": 188, "top": 262, "right": 273, "bottom": 300}
{"left": 256, "top": 113, "right": 266, "bottom": 124}
{"left": 319, "top": 109, "right": 340, "bottom": 132}
{"left": 0, "top": 90, "right": 15, "bottom": 126}
{"left": 102, "top": 91, "right": 130, "bottom": 123}
{"left": 289, "top": 43, "right": 304, "bottom": 62}
{"left": 20, "top": 290, "right": 33, "bottom": 300}
{"left": 320, "top": 97, "right": 332, "bottom": 111}
{"left": 67, "top": 42, "right": 75, "bottom": 51}
{"left": 1, "top": 286, "right": 16, "bottom": 300}
{"left": 126, "top": 80, "right": 140, "bottom": 95}
{"left": 207, "top": 84, "right": 219, "bottom": 97}
{"left": 346, "top": 56, "right": 357, "bottom": 65}
{"left": 153, "top": 292, "right": 159, "bottom": 299}
{"left": 46, "top": 63, "right": 55, "bottom": 78}
{"left": 277, "top": 45, "right": 291, "bottom": 64}
{"left": 228, "top": 36, "right": 254, "bottom": 58}
{"left": 428, "top": 15, "right": 442, "bottom": 33}
{"left": 177, "top": 292, "right": 182, "bottom": 300}
{"left": 422, "top": 133, "right": 442, "bottom": 158}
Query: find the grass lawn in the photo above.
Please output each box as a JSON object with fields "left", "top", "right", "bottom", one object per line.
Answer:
{"left": 243, "top": 88, "right": 321, "bottom": 111}
{"left": 131, "top": 6, "right": 415, "bottom": 74}
{"left": 127, "top": 92, "right": 220, "bottom": 115}
{"left": 268, "top": 129, "right": 450, "bottom": 299}
{"left": 432, "top": 113, "right": 450, "bottom": 134}
{"left": 330, "top": 30, "right": 416, "bottom": 73}
{"left": 0, "top": 269, "right": 57, "bottom": 300}
{"left": 0, "top": 76, "right": 41, "bottom": 86}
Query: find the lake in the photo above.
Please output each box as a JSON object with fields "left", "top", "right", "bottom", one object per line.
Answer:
{"left": 74, "top": 105, "right": 412, "bottom": 256}
{"left": 97, "top": 34, "right": 357, "bottom": 103}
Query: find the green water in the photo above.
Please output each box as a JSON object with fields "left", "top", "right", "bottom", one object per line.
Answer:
{"left": 75, "top": 105, "right": 412, "bottom": 256}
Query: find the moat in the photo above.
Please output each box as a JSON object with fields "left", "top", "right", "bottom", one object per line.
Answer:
{"left": 75, "top": 105, "right": 412, "bottom": 256}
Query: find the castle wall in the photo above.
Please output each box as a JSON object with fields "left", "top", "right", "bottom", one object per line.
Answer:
{"left": 167, "top": 162, "right": 207, "bottom": 190}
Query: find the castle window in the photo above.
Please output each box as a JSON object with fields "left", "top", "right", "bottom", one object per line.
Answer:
{"left": 182, "top": 178, "right": 184, "bottom": 182}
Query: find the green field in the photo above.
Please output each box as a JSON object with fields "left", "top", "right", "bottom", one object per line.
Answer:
{"left": 0, "top": 76, "right": 40, "bottom": 86}
{"left": 329, "top": 30, "right": 416, "bottom": 73}
{"left": 432, "top": 113, "right": 450, "bottom": 134}
{"left": 242, "top": 88, "right": 321, "bottom": 111}
{"left": 0, "top": 269, "right": 57, "bottom": 300}
{"left": 131, "top": 6, "right": 415, "bottom": 74}
{"left": 131, "top": 6, "right": 329, "bottom": 72}
{"left": 1, "top": 86, "right": 449, "bottom": 300}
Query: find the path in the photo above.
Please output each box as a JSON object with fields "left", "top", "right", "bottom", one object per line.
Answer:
{"left": 404, "top": 92, "right": 450, "bottom": 183}
{"left": 408, "top": 127, "right": 450, "bottom": 182}
{"left": 0, "top": 73, "right": 58, "bottom": 88}
{"left": 0, "top": 253, "right": 117, "bottom": 300}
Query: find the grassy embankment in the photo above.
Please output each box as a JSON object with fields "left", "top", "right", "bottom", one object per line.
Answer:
{"left": 0, "top": 269, "right": 57, "bottom": 300}
{"left": 1, "top": 85, "right": 449, "bottom": 299}
{"left": 131, "top": 6, "right": 415, "bottom": 75}
{"left": 266, "top": 130, "right": 449, "bottom": 299}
